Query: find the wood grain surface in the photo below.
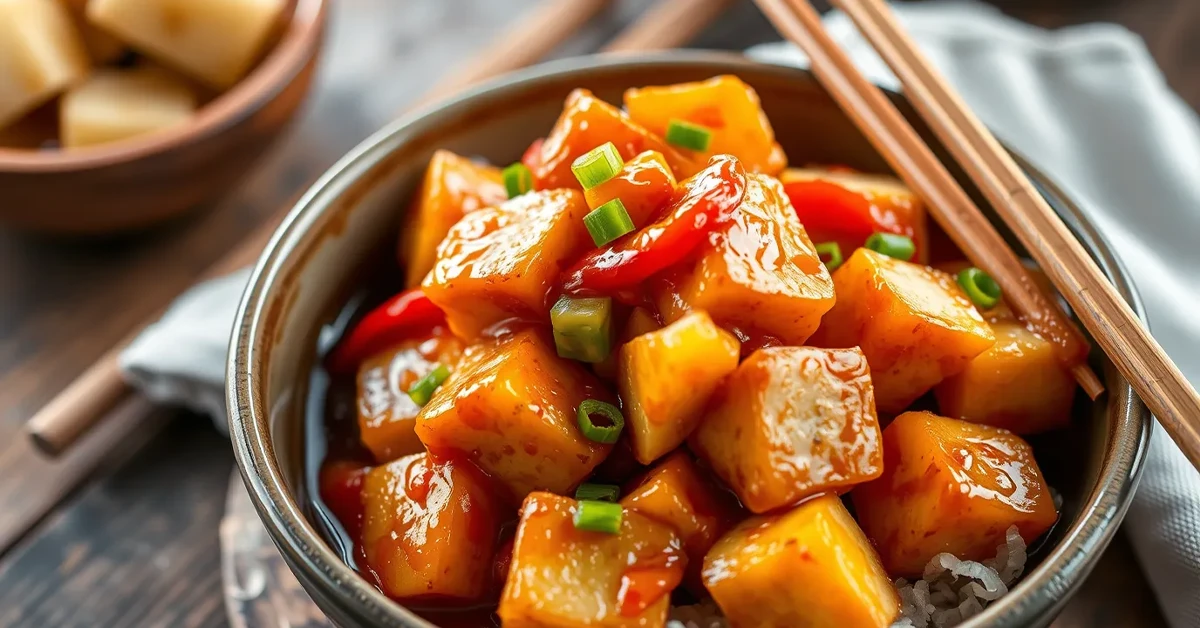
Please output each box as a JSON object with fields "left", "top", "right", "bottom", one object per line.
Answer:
{"left": 0, "top": 0, "right": 1193, "bottom": 626}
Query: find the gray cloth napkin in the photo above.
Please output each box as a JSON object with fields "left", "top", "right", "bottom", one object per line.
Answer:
{"left": 120, "top": 1, "right": 1200, "bottom": 624}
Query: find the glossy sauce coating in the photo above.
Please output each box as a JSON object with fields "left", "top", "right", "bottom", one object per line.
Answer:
{"left": 656, "top": 173, "right": 834, "bottom": 346}
{"left": 355, "top": 327, "right": 463, "bottom": 462}
{"left": 583, "top": 150, "right": 677, "bottom": 228}
{"left": 690, "top": 346, "right": 883, "bottom": 513}
{"left": 852, "top": 411, "right": 1058, "bottom": 576}
{"left": 498, "top": 492, "right": 686, "bottom": 628}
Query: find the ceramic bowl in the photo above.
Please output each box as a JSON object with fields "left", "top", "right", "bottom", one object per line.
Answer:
{"left": 0, "top": 0, "right": 328, "bottom": 235}
{"left": 227, "top": 52, "right": 1152, "bottom": 628}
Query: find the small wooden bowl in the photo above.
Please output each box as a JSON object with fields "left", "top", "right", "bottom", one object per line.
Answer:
{"left": 0, "top": 0, "right": 328, "bottom": 235}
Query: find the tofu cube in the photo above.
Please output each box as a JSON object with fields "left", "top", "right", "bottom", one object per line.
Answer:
{"left": 619, "top": 310, "right": 740, "bottom": 464}
{"left": 356, "top": 328, "right": 463, "bottom": 463}
{"left": 583, "top": 149, "right": 677, "bottom": 229}
{"left": 0, "top": 0, "right": 89, "bottom": 129}
{"left": 498, "top": 492, "right": 687, "bottom": 628}
{"left": 703, "top": 494, "right": 899, "bottom": 628}
{"left": 414, "top": 330, "right": 614, "bottom": 500}
{"left": 60, "top": 0, "right": 125, "bottom": 63}
{"left": 361, "top": 453, "right": 503, "bottom": 602}
{"left": 423, "top": 189, "right": 592, "bottom": 339}
{"left": 87, "top": 0, "right": 288, "bottom": 88}
{"left": 852, "top": 411, "right": 1059, "bottom": 577}
{"left": 935, "top": 320, "right": 1076, "bottom": 434}
{"left": 809, "top": 248, "right": 995, "bottom": 413}
{"left": 61, "top": 66, "right": 196, "bottom": 148}
{"left": 400, "top": 149, "right": 507, "bottom": 288}
{"left": 656, "top": 173, "right": 835, "bottom": 346}
{"left": 620, "top": 450, "right": 742, "bottom": 594}
{"left": 690, "top": 346, "right": 884, "bottom": 513}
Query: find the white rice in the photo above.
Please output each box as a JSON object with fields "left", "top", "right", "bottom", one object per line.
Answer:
{"left": 666, "top": 526, "right": 1027, "bottom": 628}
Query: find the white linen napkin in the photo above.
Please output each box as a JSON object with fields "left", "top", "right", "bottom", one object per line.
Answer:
{"left": 120, "top": 1, "right": 1200, "bottom": 624}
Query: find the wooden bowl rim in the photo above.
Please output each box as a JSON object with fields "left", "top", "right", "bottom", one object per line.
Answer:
{"left": 0, "top": 0, "right": 328, "bottom": 172}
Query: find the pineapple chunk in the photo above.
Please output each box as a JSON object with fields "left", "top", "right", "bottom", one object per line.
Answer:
{"left": 61, "top": 67, "right": 196, "bottom": 148}
{"left": 362, "top": 453, "right": 503, "bottom": 602}
{"left": 414, "top": 331, "right": 614, "bottom": 500}
{"left": 852, "top": 411, "right": 1058, "bottom": 577}
{"left": 87, "top": 0, "right": 288, "bottom": 88}
{"left": 810, "top": 248, "right": 995, "bottom": 413}
{"left": 703, "top": 494, "right": 899, "bottom": 627}
{"left": 60, "top": 0, "right": 125, "bottom": 63}
{"left": 583, "top": 149, "right": 677, "bottom": 228}
{"left": 619, "top": 311, "right": 740, "bottom": 464}
{"left": 0, "top": 0, "right": 89, "bottom": 129}
{"left": 656, "top": 173, "right": 835, "bottom": 346}
{"left": 423, "top": 189, "right": 592, "bottom": 339}
{"left": 690, "top": 346, "right": 883, "bottom": 513}
{"left": 356, "top": 328, "right": 464, "bottom": 463}
{"left": 498, "top": 492, "right": 687, "bottom": 628}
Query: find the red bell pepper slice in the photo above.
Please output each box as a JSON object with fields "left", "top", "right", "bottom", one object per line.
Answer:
{"left": 783, "top": 178, "right": 923, "bottom": 260}
{"left": 318, "top": 460, "right": 371, "bottom": 538}
{"left": 327, "top": 289, "right": 445, "bottom": 373}
{"left": 560, "top": 155, "right": 747, "bottom": 295}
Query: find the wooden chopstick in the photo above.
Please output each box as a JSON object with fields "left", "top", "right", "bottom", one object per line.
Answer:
{"left": 829, "top": 0, "right": 1200, "bottom": 468}
{"left": 752, "top": 0, "right": 1104, "bottom": 398}
{"left": 604, "top": 0, "right": 737, "bottom": 52}
{"left": 24, "top": 0, "right": 733, "bottom": 457}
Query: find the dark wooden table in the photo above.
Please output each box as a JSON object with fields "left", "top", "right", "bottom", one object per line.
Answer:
{"left": 0, "top": 0, "right": 1193, "bottom": 625}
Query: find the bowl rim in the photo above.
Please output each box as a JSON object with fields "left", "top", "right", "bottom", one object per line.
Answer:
{"left": 0, "top": 0, "right": 328, "bottom": 172}
{"left": 228, "top": 50, "right": 1153, "bottom": 628}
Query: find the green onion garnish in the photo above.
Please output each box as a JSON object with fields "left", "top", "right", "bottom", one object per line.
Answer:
{"left": 571, "top": 142, "right": 623, "bottom": 190}
{"left": 574, "top": 500, "right": 622, "bottom": 533}
{"left": 864, "top": 232, "right": 916, "bottom": 262}
{"left": 575, "top": 483, "right": 620, "bottom": 502}
{"left": 815, "top": 242, "right": 844, "bottom": 271}
{"left": 407, "top": 363, "right": 450, "bottom": 406}
{"left": 584, "top": 198, "right": 635, "bottom": 247}
{"left": 551, "top": 296, "right": 613, "bottom": 363}
{"left": 576, "top": 399, "right": 624, "bottom": 444}
{"left": 665, "top": 119, "right": 713, "bottom": 152}
{"left": 502, "top": 162, "right": 532, "bottom": 198}
{"left": 957, "top": 267, "right": 1002, "bottom": 309}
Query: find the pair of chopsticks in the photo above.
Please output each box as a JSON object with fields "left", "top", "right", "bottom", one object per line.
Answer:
{"left": 755, "top": 0, "right": 1200, "bottom": 468}
{"left": 24, "top": 0, "right": 735, "bottom": 457}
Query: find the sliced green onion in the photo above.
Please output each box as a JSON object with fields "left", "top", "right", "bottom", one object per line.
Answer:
{"left": 584, "top": 198, "right": 635, "bottom": 247}
{"left": 957, "top": 267, "right": 1002, "bottom": 309}
{"left": 575, "top": 483, "right": 620, "bottom": 502}
{"left": 665, "top": 119, "right": 713, "bottom": 152}
{"left": 502, "top": 162, "right": 532, "bottom": 198}
{"left": 571, "top": 142, "right": 623, "bottom": 190}
{"left": 864, "top": 232, "right": 916, "bottom": 262}
{"left": 574, "top": 500, "right": 623, "bottom": 534}
{"left": 576, "top": 399, "right": 625, "bottom": 444}
{"left": 551, "top": 296, "right": 613, "bottom": 363}
{"left": 815, "top": 242, "right": 844, "bottom": 271}
{"left": 407, "top": 363, "right": 450, "bottom": 406}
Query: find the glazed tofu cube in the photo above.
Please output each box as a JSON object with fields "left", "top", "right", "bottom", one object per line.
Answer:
{"left": 356, "top": 328, "right": 464, "bottom": 463}
{"left": 809, "top": 248, "right": 995, "bottom": 413}
{"left": 780, "top": 167, "right": 929, "bottom": 263}
{"left": 530, "top": 89, "right": 703, "bottom": 190}
{"left": 852, "top": 411, "right": 1059, "bottom": 577}
{"left": 620, "top": 451, "right": 742, "bottom": 594}
{"left": 60, "top": 67, "right": 196, "bottom": 148}
{"left": 87, "top": 0, "right": 288, "bottom": 88}
{"left": 414, "top": 331, "right": 614, "bottom": 500}
{"left": 703, "top": 494, "right": 899, "bottom": 628}
{"left": 498, "top": 492, "right": 687, "bottom": 628}
{"left": 400, "top": 150, "right": 507, "bottom": 288}
{"left": 423, "top": 189, "right": 592, "bottom": 339}
{"left": 361, "top": 453, "right": 503, "bottom": 602}
{"left": 935, "top": 320, "right": 1076, "bottom": 434}
{"left": 0, "top": 0, "right": 89, "bottom": 129}
{"left": 656, "top": 173, "right": 834, "bottom": 346}
{"left": 625, "top": 75, "right": 786, "bottom": 175}
{"left": 61, "top": 0, "right": 125, "bottom": 63}
{"left": 619, "top": 311, "right": 740, "bottom": 464}
{"left": 690, "top": 346, "right": 883, "bottom": 514}
{"left": 583, "top": 150, "right": 677, "bottom": 228}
